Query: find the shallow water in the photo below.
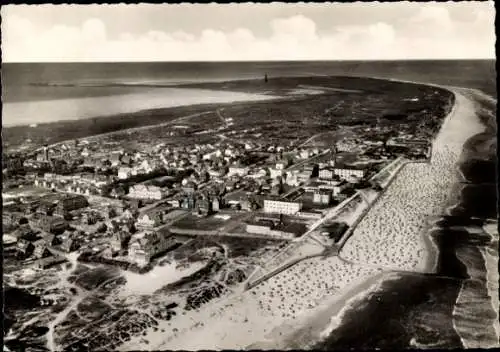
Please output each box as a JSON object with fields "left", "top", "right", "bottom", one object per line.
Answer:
{"left": 2, "top": 88, "right": 276, "bottom": 127}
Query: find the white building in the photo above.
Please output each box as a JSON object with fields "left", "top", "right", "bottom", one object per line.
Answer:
{"left": 228, "top": 166, "right": 249, "bottom": 177}
{"left": 313, "top": 190, "right": 332, "bottom": 205}
{"left": 319, "top": 167, "right": 335, "bottom": 180}
{"left": 128, "top": 184, "right": 166, "bottom": 200}
{"left": 263, "top": 199, "right": 302, "bottom": 215}
{"left": 334, "top": 167, "right": 365, "bottom": 180}
{"left": 269, "top": 168, "right": 284, "bottom": 179}
{"left": 118, "top": 167, "right": 133, "bottom": 180}
{"left": 285, "top": 171, "right": 300, "bottom": 187}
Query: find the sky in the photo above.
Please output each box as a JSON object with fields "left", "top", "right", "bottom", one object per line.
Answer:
{"left": 1, "top": 2, "right": 496, "bottom": 62}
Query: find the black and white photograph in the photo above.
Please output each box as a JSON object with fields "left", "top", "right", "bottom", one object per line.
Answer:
{"left": 2, "top": 2, "right": 498, "bottom": 351}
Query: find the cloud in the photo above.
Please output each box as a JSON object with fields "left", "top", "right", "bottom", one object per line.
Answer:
{"left": 1, "top": 8, "right": 495, "bottom": 62}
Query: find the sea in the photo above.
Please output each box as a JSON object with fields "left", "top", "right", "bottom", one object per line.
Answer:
{"left": 2, "top": 60, "right": 498, "bottom": 349}
{"left": 1, "top": 60, "right": 496, "bottom": 126}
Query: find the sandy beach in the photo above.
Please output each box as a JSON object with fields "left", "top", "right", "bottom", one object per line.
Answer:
{"left": 115, "top": 87, "right": 490, "bottom": 351}
{"left": 340, "top": 89, "right": 484, "bottom": 274}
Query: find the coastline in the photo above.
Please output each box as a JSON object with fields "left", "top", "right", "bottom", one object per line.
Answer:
{"left": 5, "top": 72, "right": 495, "bottom": 350}
{"left": 249, "top": 271, "right": 390, "bottom": 350}
{"left": 138, "top": 80, "right": 473, "bottom": 351}
{"left": 2, "top": 87, "right": 280, "bottom": 128}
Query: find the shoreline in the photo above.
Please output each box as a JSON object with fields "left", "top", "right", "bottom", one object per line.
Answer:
{"left": 267, "top": 84, "right": 494, "bottom": 350}
{"left": 2, "top": 87, "right": 281, "bottom": 128}
{"left": 250, "top": 271, "right": 390, "bottom": 350}
{"left": 116, "top": 78, "right": 484, "bottom": 349}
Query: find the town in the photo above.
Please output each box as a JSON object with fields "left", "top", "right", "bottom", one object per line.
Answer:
{"left": 3, "top": 75, "right": 452, "bottom": 351}
{"left": 3, "top": 120, "right": 433, "bottom": 270}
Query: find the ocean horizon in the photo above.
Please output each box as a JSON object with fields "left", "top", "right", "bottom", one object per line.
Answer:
{"left": 2, "top": 60, "right": 495, "bottom": 127}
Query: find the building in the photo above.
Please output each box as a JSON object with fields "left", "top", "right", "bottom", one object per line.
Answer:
{"left": 55, "top": 195, "right": 89, "bottom": 216}
{"left": 60, "top": 236, "right": 80, "bottom": 253}
{"left": 196, "top": 197, "right": 212, "bottom": 216}
{"left": 110, "top": 231, "right": 131, "bottom": 253}
{"left": 30, "top": 215, "right": 68, "bottom": 234}
{"left": 128, "top": 184, "right": 166, "bottom": 200}
{"left": 228, "top": 165, "right": 249, "bottom": 177}
{"left": 82, "top": 212, "right": 100, "bottom": 226}
{"left": 334, "top": 167, "right": 365, "bottom": 180}
{"left": 313, "top": 190, "right": 332, "bottom": 205}
{"left": 17, "top": 238, "right": 35, "bottom": 258}
{"left": 319, "top": 167, "right": 335, "bottom": 180}
{"left": 135, "top": 206, "right": 171, "bottom": 229}
{"left": 285, "top": 171, "right": 300, "bottom": 187}
{"left": 263, "top": 199, "right": 302, "bottom": 215}
{"left": 33, "top": 239, "right": 52, "bottom": 259}
{"left": 128, "top": 231, "right": 175, "bottom": 267}
{"left": 35, "top": 255, "right": 66, "bottom": 269}
{"left": 299, "top": 149, "right": 311, "bottom": 159}
{"left": 246, "top": 220, "right": 274, "bottom": 235}
{"left": 118, "top": 167, "right": 133, "bottom": 180}
{"left": 269, "top": 168, "right": 284, "bottom": 179}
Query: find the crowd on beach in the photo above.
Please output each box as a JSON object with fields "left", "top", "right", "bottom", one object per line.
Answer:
{"left": 341, "top": 92, "right": 485, "bottom": 273}
{"left": 140, "top": 256, "right": 380, "bottom": 351}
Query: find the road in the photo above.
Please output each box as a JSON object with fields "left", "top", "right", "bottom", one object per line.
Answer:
{"left": 285, "top": 149, "right": 330, "bottom": 171}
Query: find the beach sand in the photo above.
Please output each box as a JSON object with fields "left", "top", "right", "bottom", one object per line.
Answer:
{"left": 340, "top": 89, "right": 484, "bottom": 274}
{"left": 117, "top": 87, "right": 489, "bottom": 351}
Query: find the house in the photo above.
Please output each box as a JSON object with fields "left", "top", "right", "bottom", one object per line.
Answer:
{"left": 128, "top": 184, "right": 166, "bottom": 200}
{"left": 110, "top": 231, "right": 131, "bottom": 253}
{"left": 41, "top": 233, "right": 60, "bottom": 247}
{"left": 135, "top": 206, "right": 172, "bottom": 229}
{"left": 60, "top": 236, "right": 80, "bottom": 253}
{"left": 30, "top": 215, "right": 67, "bottom": 234}
{"left": 35, "top": 255, "right": 66, "bottom": 269}
{"left": 17, "top": 238, "right": 35, "bottom": 258}
{"left": 263, "top": 198, "right": 302, "bottom": 215}
{"left": 228, "top": 165, "right": 249, "bottom": 177}
{"left": 128, "top": 231, "right": 173, "bottom": 267}
{"left": 334, "top": 167, "right": 365, "bottom": 180}
{"left": 313, "top": 190, "right": 332, "bottom": 205}
{"left": 55, "top": 195, "right": 89, "bottom": 216}
{"left": 33, "top": 239, "right": 52, "bottom": 259}
{"left": 82, "top": 212, "right": 100, "bottom": 226}
{"left": 110, "top": 153, "right": 123, "bottom": 167}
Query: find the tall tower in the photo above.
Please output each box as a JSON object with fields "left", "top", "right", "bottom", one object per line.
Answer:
{"left": 43, "top": 145, "right": 49, "bottom": 161}
{"left": 329, "top": 143, "right": 337, "bottom": 166}
{"left": 264, "top": 73, "right": 268, "bottom": 83}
